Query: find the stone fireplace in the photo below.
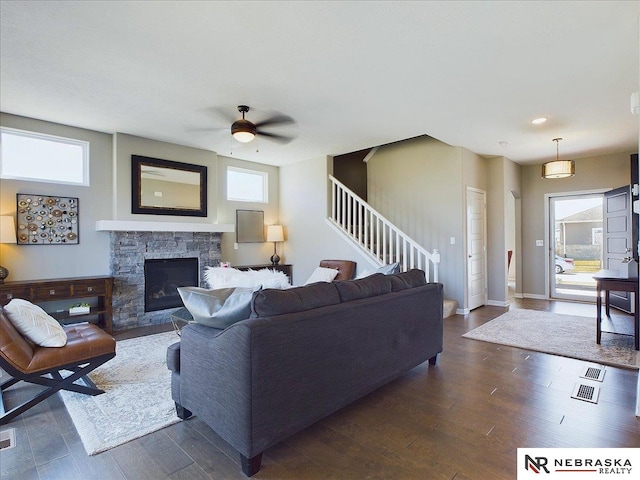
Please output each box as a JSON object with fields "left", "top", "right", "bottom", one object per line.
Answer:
{"left": 109, "top": 231, "right": 222, "bottom": 330}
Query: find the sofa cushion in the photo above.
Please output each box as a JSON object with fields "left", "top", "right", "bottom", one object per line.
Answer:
{"left": 335, "top": 273, "right": 393, "bottom": 302}
{"left": 303, "top": 266, "right": 339, "bottom": 285}
{"left": 251, "top": 282, "right": 341, "bottom": 317}
{"left": 376, "top": 262, "right": 400, "bottom": 275}
{"left": 4, "top": 298, "right": 68, "bottom": 347}
{"left": 389, "top": 269, "right": 427, "bottom": 291}
{"left": 178, "top": 286, "right": 257, "bottom": 329}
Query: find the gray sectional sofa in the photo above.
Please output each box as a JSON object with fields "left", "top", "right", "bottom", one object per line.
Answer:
{"left": 167, "top": 269, "right": 444, "bottom": 476}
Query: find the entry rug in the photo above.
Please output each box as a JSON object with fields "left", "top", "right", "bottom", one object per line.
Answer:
{"left": 60, "top": 331, "right": 183, "bottom": 455}
{"left": 463, "top": 309, "right": 639, "bottom": 370}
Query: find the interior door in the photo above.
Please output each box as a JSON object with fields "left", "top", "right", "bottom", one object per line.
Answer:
{"left": 603, "top": 185, "right": 632, "bottom": 313}
{"left": 467, "top": 188, "right": 486, "bottom": 310}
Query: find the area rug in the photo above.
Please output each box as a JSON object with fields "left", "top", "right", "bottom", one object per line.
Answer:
{"left": 60, "top": 331, "right": 182, "bottom": 455}
{"left": 463, "top": 309, "right": 639, "bottom": 370}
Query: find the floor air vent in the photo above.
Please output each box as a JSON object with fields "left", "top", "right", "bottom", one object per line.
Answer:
{"left": 571, "top": 383, "right": 600, "bottom": 404}
{"left": 580, "top": 365, "right": 605, "bottom": 382}
{"left": 0, "top": 429, "right": 16, "bottom": 451}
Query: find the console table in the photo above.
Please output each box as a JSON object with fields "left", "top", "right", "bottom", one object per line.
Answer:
{"left": 594, "top": 271, "right": 639, "bottom": 350}
{"left": 0, "top": 276, "right": 114, "bottom": 333}
{"left": 235, "top": 264, "right": 293, "bottom": 284}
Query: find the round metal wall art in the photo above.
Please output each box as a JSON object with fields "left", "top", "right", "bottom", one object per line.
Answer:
{"left": 16, "top": 194, "right": 79, "bottom": 245}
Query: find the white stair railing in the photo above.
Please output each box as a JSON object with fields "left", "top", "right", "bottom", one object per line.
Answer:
{"left": 329, "top": 175, "right": 440, "bottom": 282}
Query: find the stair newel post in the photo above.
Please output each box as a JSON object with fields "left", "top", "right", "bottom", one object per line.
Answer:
{"left": 432, "top": 249, "right": 440, "bottom": 283}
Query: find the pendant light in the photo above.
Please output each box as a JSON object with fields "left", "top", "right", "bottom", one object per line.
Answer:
{"left": 542, "top": 138, "right": 575, "bottom": 179}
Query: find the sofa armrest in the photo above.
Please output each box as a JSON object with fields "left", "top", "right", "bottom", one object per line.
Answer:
{"left": 179, "top": 322, "right": 255, "bottom": 457}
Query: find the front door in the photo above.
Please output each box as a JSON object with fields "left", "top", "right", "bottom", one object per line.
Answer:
{"left": 603, "top": 185, "right": 633, "bottom": 313}
{"left": 467, "top": 187, "right": 486, "bottom": 310}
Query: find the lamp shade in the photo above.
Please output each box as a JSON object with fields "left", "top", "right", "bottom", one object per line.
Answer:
{"left": 542, "top": 160, "right": 575, "bottom": 179}
{"left": 266, "top": 225, "right": 284, "bottom": 242}
{"left": 0, "top": 216, "right": 17, "bottom": 244}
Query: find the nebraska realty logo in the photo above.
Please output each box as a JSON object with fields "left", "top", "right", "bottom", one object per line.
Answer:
{"left": 517, "top": 449, "right": 638, "bottom": 479}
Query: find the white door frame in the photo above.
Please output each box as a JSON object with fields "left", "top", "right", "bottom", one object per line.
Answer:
{"left": 466, "top": 187, "right": 487, "bottom": 311}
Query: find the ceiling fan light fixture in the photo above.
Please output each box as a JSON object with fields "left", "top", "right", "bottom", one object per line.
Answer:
{"left": 542, "top": 138, "right": 575, "bottom": 179}
{"left": 231, "top": 119, "right": 256, "bottom": 143}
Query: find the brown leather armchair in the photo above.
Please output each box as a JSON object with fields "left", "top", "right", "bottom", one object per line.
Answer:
{"left": 0, "top": 307, "right": 116, "bottom": 425}
{"left": 319, "top": 259, "right": 356, "bottom": 281}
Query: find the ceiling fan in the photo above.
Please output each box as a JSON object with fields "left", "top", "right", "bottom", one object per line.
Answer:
{"left": 230, "top": 105, "right": 296, "bottom": 144}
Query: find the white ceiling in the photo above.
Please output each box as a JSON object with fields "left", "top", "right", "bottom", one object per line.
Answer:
{"left": 1, "top": 1, "right": 639, "bottom": 167}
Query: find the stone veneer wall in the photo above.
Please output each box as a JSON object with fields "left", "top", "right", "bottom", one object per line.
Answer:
{"left": 110, "top": 231, "right": 221, "bottom": 330}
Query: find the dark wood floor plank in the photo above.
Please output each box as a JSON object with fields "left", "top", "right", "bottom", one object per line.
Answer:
{"left": 167, "top": 462, "right": 213, "bottom": 480}
{"left": 61, "top": 430, "right": 126, "bottom": 480}
{"left": 35, "top": 455, "right": 82, "bottom": 480}
{"left": 21, "top": 397, "right": 71, "bottom": 467}
{"left": 110, "top": 438, "right": 170, "bottom": 480}
{"left": 163, "top": 420, "right": 246, "bottom": 480}
{"left": 0, "top": 418, "right": 36, "bottom": 479}
{"left": 138, "top": 430, "right": 194, "bottom": 476}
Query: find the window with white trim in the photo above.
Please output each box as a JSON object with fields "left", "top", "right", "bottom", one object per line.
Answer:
{"left": 0, "top": 127, "right": 90, "bottom": 186}
{"left": 592, "top": 227, "right": 603, "bottom": 246}
{"left": 226, "top": 166, "right": 268, "bottom": 203}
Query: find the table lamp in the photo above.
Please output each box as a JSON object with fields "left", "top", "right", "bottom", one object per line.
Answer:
{"left": 0, "top": 216, "right": 17, "bottom": 283}
{"left": 266, "top": 225, "right": 284, "bottom": 265}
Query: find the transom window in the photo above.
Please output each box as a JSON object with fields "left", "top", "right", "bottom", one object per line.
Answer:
{"left": 0, "top": 127, "right": 90, "bottom": 186}
{"left": 226, "top": 166, "right": 268, "bottom": 203}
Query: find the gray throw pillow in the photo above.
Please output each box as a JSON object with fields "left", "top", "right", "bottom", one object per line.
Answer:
{"left": 377, "top": 262, "right": 400, "bottom": 275}
{"left": 177, "top": 286, "right": 258, "bottom": 329}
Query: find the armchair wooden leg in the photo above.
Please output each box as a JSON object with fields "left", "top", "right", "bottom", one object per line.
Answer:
{"left": 241, "top": 452, "right": 263, "bottom": 477}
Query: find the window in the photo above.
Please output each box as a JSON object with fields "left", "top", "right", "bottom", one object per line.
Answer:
{"left": 0, "top": 127, "right": 90, "bottom": 186}
{"left": 592, "top": 227, "right": 603, "bottom": 246}
{"left": 226, "top": 166, "right": 268, "bottom": 203}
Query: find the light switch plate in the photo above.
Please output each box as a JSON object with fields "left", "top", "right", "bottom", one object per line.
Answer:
{"left": 536, "top": 240, "right": 544, "bottom": 247}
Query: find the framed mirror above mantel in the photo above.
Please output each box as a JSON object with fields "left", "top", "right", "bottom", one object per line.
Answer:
{"left": 131, "top": 155, "right": 208, "bottom": 217}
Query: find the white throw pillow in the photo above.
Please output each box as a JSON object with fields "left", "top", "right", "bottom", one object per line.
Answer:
{"left": 304, "top": 266, "right": 339, "bottom": 285}
{"left": 4, "top": 298, "right": 67, "bottom": 347}
{"left": 203, "top": 266, "right": 290, "bottom": 290}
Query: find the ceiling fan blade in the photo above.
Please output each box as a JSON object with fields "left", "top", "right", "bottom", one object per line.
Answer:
{"left": 208, "top": 106, "right": 238, "bottom": 124}
{"left": 257, "top": 130, "right": 296, "bottom": 144}
{"left": 254, "top": 115, "right": 296, "bottom": 129}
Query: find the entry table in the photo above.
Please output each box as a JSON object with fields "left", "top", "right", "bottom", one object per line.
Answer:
{"left": 594, "top": 270, "right": 639, "bottom": 350}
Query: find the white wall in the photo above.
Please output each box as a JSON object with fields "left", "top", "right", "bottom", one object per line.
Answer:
{"left": 216, "top": 155, "right": 280, "bottom": 267}
{"left": 366, "top": 136, "right": 480, "bottom": 310}
{"left": 113, "top": 132, "right": 218, "bottom": 223}
{"left": 0, "top": 115, "right": 286, "bottom": 282}
{"left": 279, "top": 155, "right": 375, "bottom": 285}
{"left": 0, "top": 113, "right": 113, "bottom": 281}
{"left": 486, "top": 156, "right": 522, "bottom": 306}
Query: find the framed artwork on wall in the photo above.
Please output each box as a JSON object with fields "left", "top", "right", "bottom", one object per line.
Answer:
{"left": 236, "top": 209, "right": 264, "bottom": 243}
{"left": 16, "top": 193, "right": 79, "bottom": 245}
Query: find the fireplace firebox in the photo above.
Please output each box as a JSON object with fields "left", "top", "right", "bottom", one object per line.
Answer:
{"left": 144, "top": 258, "right": 199, "bottom": 312}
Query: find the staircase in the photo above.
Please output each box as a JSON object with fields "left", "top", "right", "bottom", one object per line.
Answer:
{"left": 328, "top": 175, "right": 457, "bottom": 316}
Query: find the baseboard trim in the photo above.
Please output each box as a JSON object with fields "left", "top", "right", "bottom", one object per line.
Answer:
{"left": 523, "top": 293, "right": 548, "bottom": 300}
{"left": 456, "top": 307, "right": 470, "bottom": 315}
{"left": 487, "top": 300, "right": 510, "bottom": 307}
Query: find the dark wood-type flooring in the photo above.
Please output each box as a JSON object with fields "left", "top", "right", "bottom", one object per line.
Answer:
{"left": 1, "top": 298, "right": 639, "bottom": 479}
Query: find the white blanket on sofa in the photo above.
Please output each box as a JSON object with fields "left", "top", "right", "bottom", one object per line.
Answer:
{"left": 204, "top": 266, "right": 291, "bottom": 290}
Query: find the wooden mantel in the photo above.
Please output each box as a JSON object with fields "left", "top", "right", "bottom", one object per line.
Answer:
{"left": 95, "top": 220, "right": 234, "bottom": 233}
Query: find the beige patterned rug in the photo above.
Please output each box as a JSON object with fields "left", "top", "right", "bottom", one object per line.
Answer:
{"left": 463, "top": 309, "right": 639, "bottom": 370}
{"left": 60, "top": 331, "right": 183, "bottom": 455}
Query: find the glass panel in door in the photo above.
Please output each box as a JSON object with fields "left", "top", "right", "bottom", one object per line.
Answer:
{"left": 549, "top": 193, "right": 603, "bottom": 301}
